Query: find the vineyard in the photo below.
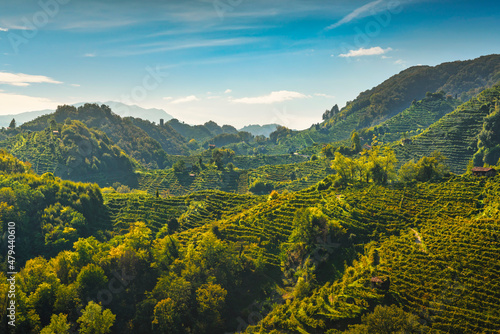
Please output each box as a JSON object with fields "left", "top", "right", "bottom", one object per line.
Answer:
{"left": 393, "top": 84, "right": 500, "bottom": 173}
{"left": 2, "top": 54, "right": 500, "bottom": 334}
{"left": 134, "top": 158, "right": 335, "bottom": 196}
{"left": 365, "top": 95, "right": 461, "bottom": 144}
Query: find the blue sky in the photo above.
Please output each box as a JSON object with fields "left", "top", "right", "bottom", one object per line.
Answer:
{"left": 0, "top": 0, "right": 499, "bottom": 129}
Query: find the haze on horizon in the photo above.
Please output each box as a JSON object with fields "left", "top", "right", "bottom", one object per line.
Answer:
{"left": 0, "top": 0, "right": 499, "bottom": 129}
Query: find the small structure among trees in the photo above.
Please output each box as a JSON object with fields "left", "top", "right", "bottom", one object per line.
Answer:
{"left": 471, "top": 167, "right": 497, "bottom": 177}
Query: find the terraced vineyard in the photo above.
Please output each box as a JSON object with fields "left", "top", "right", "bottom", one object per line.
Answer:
{"left": 393, "top": 84, "right": 500, "bottom": 173}
{"left": 380, "top": 216, "right": 500, "bottom": 333}
{"left": 135, "top": 158, "right": 335, "bottom": 196}
{"left": 365, "top": 96, "right": 461, "bottom": 144}
{"left": 234, "top": 176, "right": 500, "bottom": 333}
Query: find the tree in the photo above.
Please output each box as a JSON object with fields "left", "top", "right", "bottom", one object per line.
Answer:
{"left": 344, "top": 305, "right": 425, "bottom": 334}
{"left": 152, "top": 298, "right": 182, "bottom": 334}
{"left": 399, "top": 151, "right": 448, "bottom": 182}
{"left": 351, "top": 131, "right": 362, "bottom": 153}
{"left": 49, "top": 119, "right": 57, "bottom": 130}
{"left": 365, "top": 146, "right": 397, "bottom": 185}
{"left": 40, "top": 313, "right": 71, "bottom": 334}
{"left": 473, "top": 102, "right": 500, "bottom": 165}
{"left": 172, "top": 160, "right": 185, "bottom": 173}
{"left": 77, "top": 301, "right": 115, "bottom": 334}
{"left": 76, "top": 264, "right": 107, "bottom": 298}
{"left": 195, "top": 283, "right": 227, "bottom": 332}
{"left": 9, "top": 118, "right": 16, "bottom": 129}
{"left": 331, "top": 152, "right": 359, "bottom": 185}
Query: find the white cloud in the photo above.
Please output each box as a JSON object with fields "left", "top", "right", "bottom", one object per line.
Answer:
{"left": 314, "top": 93, "right": 335, "bottom": 99}
{"left": 232, "top": 90, "right": 310, "bottom": 104}
{"left": 170, "top": 95, "right": 199, "bottom": 104}
{"left": 0, "top": 92, "right": 62, "bottom": 114}
{"left": 70, "top": 84, "right": 80, "bottom": 87}
{"left": 0, "top": 72, "right": 63, "bottom": 86}
{"left": 163, "top": 97, "right": 173, "bottom": 101}
{"left": 83, "top": 53, "right": 96, "bottom": 58}
{"left": 339, "top": 46, "right": 392, "bottom": 58}
{"left": 395, "top": 59, "right": 407, "bottom": 65}
{"left": 224, "top": 89, "right": 232, "bottom": 94}
{"left": 326, "top": 0, "right": 384, "bottom": 30}
{"left": 0, "top": 28, "right": 8, "bottom": 32}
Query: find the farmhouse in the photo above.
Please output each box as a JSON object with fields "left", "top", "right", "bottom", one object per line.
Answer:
{"left": 472, "top": 167, "right": 497, "bottom": 177}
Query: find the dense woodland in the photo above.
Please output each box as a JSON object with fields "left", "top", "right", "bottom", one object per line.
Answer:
{"left": 1, "top": 54, "right": 500, "bottom": 333}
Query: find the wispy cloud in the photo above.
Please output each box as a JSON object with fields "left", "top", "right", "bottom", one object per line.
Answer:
{"left": 83, "top": 53, "right": 96, "bottom": 58}
{"left": 0, "top": 72, "right": 63, "bottom": 86}
{"left": 109, "top": 37, "right": 261, "bottom": 57}
{"left": 339, "top": 46, "right": 392, "bottom": 57}
{"left": 326, "top": 0, "right": 384, "bottom": 30}
{"left": 224, "top": 89, "right": 232, "bottom": 94}
{"left": 314, "top": 93, "right": 335, "bottom": 99}
{"left": 163, "top": 97, "right": 173, "bottom": 101}
{"left": 395, "top": 59, "right": 407, "bottom": 65}
{"left": 232, "top": 90, "right": 310, "bottom": 104}
{"left": 0, "top": 27, "right": 8, "bottom": 32}
{"left": 170, "top": 95, "right": 199, "bottom": 104}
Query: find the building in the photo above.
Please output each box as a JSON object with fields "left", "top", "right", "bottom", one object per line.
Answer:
{"left": 472, "top": 167, "right": 497, "bottom": 177}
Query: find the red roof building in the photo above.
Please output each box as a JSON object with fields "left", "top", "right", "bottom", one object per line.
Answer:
{"left": 472, "top": 167, "right": 497, "bottom": 177}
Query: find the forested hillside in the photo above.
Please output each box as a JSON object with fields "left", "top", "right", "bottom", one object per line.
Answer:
{"left": 0, "top": 120, "right": 136, "bottom": 185}
{"left": 19, "top": 104, "right": 183, "bottom": 168}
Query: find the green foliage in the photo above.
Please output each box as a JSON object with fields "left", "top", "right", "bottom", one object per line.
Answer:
{"left": 0, "top": 152, "right": 110, "bottom": 265}
{"left": 40, "top": 313, "right": 71, "bottom": 334}
{"left": 19, "top": 104, "right": 171, "bottom": 169}
{"left": 474, "top": 101, "right": 500, "bottom": 165}
{"left": 394, "top": 84, "right": 500, "bottom": 173}
{"left": 351, "top": 131, "right": 361, "bottom": 153}
{"left": 77, "top": 301, "right": 116, "bottom": 334}
{"left": 173, "top": 159, "right": 186, "bottom": 173}
{"left": 9, "top": 118, "right": 16, "bottom": 129}
{"left": 0, "top": 119, "right": 136, "bottom": 186}
{"left": 343, "top": 305, "right": 426, "bottom": 334}
{"left": 249, "top": 179, "right": 275, "bottom": 195}
{"left": 398, "top": 151, "right": 449, "bottom": 182}
{"left": 331, "top": 146, "right": 397, "bottom": 185}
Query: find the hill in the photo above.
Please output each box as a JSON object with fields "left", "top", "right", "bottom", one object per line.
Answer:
{"left": 239, "top": 124, "right": 280, "bottom": 137}
{"left": 19, "top": 103, "right": 186, "bottom": 168}
{"left": 258, "top": 54, "right": 500, "bottom": 154}
{"left": 328, "top": 54, "right": 500, "bottom": 129}
{"left": 0, "top": 119, "right": 137, "bottom": 186}
{"left": 3, "top": 147, "right": 499, "bottom": 333}
{"left": 1, "top": 102, "right": 175, "bottom": 128}
{"left": 360, "top": 92, "right": 462, "bottom": 144}
{"left": 167, "top": 118, "right": 239, "bottom": 143}
{"left": 393, "top": 84, "right": 500, "bottom": 173}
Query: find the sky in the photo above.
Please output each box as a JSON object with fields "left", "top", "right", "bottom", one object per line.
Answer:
{"left": 0, "top": 0, "right": 499, "bottom": 129}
